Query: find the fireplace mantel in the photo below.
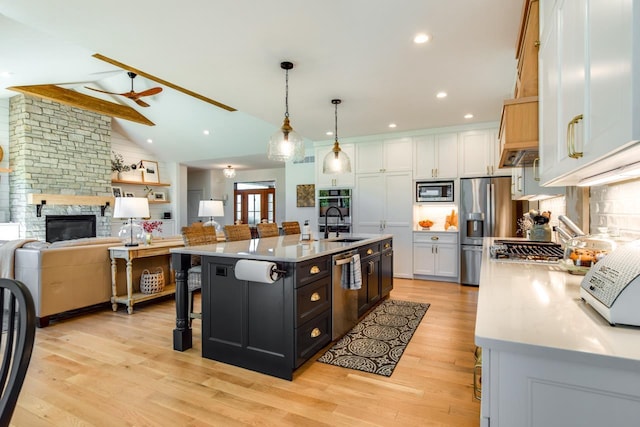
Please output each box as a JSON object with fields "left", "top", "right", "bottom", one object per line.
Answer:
{"left": 26, "top": 193, "right": 114, "bottom": 217}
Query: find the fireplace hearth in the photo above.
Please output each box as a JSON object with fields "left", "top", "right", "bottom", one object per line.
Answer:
{"left": 46, "top": 215, "right": 97, "bottom": 243}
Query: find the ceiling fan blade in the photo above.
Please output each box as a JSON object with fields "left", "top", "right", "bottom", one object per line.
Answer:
{"left": 134, "top": 99, "right": 150, "bottom": 108}
{"left": 84, "top": 86, "right": 122, "bottom": 96}
{"left": 135, "top": 87, "right": 163, "bottom": 97}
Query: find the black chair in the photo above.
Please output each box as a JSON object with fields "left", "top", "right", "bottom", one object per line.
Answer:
{"left": 0, "top": 278, "right": 36, "bottom": 426}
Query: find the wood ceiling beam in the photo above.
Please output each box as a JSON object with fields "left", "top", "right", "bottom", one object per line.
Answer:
{"left": 7, "top": 84, "right": 155, "bottom": 126}
{"left": 92, "top": 53, "right": 237, "bottom": 112}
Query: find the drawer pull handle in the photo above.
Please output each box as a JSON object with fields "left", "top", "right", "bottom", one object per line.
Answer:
{"left": 367, "top": 249, "right": 373, "bottom": 255}
{"left": 310, "top": 266, "right": 320, "bottom": 274}
{"left": 431, "top": 236, "right": 439, "bottom": 241}
{"left": 310, "top": 328, "right": 321, "bottom": 338}
{"left": 310, "top": 292, "right": 320, "bottom": 302}
{"left": 384, "top": 243, "right": 390, "bottom": 249}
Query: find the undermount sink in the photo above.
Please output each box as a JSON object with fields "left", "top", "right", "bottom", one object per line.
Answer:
{"left": 328, "top": 237, "right": 366, "bottom": 243}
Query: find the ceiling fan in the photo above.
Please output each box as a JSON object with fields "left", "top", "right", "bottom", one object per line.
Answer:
{"left": 84, "top": 72, "right": 162, "bottom": 107}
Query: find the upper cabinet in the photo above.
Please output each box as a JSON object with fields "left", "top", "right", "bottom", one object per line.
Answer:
{"left": 315, "top": 143, "right": 356, "bottom": 188}
{"left": 459, "top": 129, "right": 510, "bottom": 178}
{"left": 498, "top": 0, "right": 540, "bottom": 169}
{"left": 539, "top": 0, "right": 640, "bottom": 186}
{"left": 355, "top": 138, "right": 412, "bottom": 174}
{"left": 414, "top": 133, "right": 458, "bottom": 179}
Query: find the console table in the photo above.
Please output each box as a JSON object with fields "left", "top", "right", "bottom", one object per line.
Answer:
{"left": 109, "top": 240, "right": 184, "bottom": 314}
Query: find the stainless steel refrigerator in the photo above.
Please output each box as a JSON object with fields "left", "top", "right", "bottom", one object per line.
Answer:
{"left": 460, "top": 176, "right": 518, "bottom": 285}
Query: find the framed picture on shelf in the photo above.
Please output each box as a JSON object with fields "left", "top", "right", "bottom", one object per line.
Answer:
{"left": 124, "top": 192, "right": 135, "bottom": 197}
{"left": 153, "top": 191, "right": 166, "bottom": 201}
{"left": 141, "top": 160, "right": 160, "bottom": 183}
{"left": 112, "top": 187, "right": 123, "bottom": 198}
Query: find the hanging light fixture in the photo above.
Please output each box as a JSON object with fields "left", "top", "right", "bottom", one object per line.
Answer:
{"left": 268, "top": 61, "right": 304, "bottom": 162}
{"left": 323, "top": 99, "right": 351, "bottom": 174}
{"left": 223, "top": 165, "right": 236, "bottom": 179}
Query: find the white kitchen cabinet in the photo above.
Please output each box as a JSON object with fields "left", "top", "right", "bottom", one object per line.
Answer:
{"left": 413, "top": 133, "right": 458, "bottom": 179}
{"left": 458, "top": 129, "right": 509, "bottom": 178}
{"left": 355, "top": 137, "right": 412, "bottom": 174}
{"left": 539, "top": 0, "right": 640, "bottom": 186}
{"left": 353, "top": 171, "right": 413, "bottom": 278}
{"left": 413, "top": 231, "right": 458, "bottom": 280}
{"left": 511, "top": 162, "right": 562, "bottom": 200}
{"left": 314, "top": 143, "right": 355, "bottom": 188}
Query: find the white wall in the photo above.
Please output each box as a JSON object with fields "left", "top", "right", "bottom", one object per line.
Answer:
{"left": 285, "top": 158, "right": 317, "bottom": 232}
{"left": 590, "top": 178, "right": 640, "bottom": 240}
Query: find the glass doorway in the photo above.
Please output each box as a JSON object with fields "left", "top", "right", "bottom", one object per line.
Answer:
{"left": 234, "top": 182, "right": 275, "bottom": 225}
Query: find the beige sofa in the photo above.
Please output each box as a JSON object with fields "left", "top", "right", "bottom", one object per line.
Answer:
{"left": 14, "top": 236, "right": 182, "bottom": 327}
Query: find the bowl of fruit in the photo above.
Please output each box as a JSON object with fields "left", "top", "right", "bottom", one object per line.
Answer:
{"left": 418, "top": 219, "right": 434, "bottom": 230}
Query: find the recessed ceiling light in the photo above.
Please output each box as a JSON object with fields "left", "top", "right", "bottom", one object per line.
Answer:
{"left": 464, "top": 113, "right": 474, "bottom": 119}
{"left": 436, "top": 92, "right": 447, "bottom": 99}
{"left": 326, "top": 131, "right": 333, "bottom": 136}
{"left": 146, "top": 138, "right": 153, "bottom": 144}
{"left": 203, "top": 130, "right": 210, "bottom": 135}
{"left": 413, "top": 33, "right": 431, "bottom": 44}
{"left": 388, "top": 123, "right": 397, "bottom": 128}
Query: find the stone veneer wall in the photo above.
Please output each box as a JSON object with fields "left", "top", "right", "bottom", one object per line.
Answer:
{"left": 9, "top": 95, "right": 113, "bottom": 240}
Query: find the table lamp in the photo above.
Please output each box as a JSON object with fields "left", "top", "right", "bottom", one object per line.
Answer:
{"left": 114, "top": 197, "right": 150, "bottom": 247}
{"left": 198, "top": 200, "right": 224, "bottom": 233}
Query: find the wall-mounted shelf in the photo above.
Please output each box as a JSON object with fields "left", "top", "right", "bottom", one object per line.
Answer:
{"left": 111, "top": 179, "right": 170, "bottom": 187}
{"left": 0, "top": 167, "right": 12, "bottom": 173}
{"left": 26, "top": 193, "right": 114, "bottom": 217}
{"left": 149, "top": 200, "right": 170, "bottom": 204}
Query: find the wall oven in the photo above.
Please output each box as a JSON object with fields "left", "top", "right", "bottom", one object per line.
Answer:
{"left": 318, "top": 189, "right": 351, "bottom": 234}
{"left": 416, "top": 180, "right": 455, "bottom": 203}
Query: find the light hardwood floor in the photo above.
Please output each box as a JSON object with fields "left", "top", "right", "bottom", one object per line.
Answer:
{"left": 13, "top": 279, "right": 480, "bottom": 426}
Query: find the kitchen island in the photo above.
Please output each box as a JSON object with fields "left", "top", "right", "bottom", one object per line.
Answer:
{"left": 475, "top": 238, "right": 640, "bottom": 427}
{"left": 171, "top": 233, "right": 393, "bottom": 380}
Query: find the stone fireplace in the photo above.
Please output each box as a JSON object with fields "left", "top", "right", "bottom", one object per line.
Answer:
{"left": 8, "top": 95, "right": 113, "bottom": 241}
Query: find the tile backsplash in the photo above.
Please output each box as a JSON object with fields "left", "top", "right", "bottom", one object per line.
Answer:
{"left": 590, "top": 178, "right": 640, "bottom": 240}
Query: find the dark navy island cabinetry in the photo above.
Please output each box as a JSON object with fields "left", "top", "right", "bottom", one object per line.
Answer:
{"left": 171, "top": 234, "right": 392, "bottom": 380}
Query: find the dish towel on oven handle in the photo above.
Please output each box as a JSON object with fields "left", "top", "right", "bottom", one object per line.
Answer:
{"left": 341, "top": 253, "right": 362, "bottom": 290}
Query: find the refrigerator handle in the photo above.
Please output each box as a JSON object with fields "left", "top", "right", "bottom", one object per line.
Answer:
{"left": 487, "top": 183, "right": 495, "bottom": 236}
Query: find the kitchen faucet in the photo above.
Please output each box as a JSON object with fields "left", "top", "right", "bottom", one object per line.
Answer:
{"left": 323, "top": 206, "right": 344, "bottom": 239}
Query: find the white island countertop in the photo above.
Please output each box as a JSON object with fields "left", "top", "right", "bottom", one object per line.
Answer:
{"left": 170, "top": 233, "right": 393, "bottom": 262}
{"left": 475, "top": 238, "right": 640, "bottom": 370}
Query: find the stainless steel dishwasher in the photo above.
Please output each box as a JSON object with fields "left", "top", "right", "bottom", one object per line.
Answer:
{"left": 332, "top": 250, "right": 359, "bottom": 340}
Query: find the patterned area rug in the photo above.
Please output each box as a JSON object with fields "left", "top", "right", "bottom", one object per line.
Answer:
{"left": 317, "top": 299, "right": 430, "bottom": 377}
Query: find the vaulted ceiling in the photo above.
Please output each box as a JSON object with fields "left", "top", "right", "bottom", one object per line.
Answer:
{"left": 0, "top": 0, "right": 521, "bottom": 172}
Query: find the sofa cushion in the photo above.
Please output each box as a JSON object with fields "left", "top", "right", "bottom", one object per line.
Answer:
{"left": 22, "top": 241, "right": 51, "bottom": 249}
{"left": 49, "top": 237, "right": 121, "bottom": 248}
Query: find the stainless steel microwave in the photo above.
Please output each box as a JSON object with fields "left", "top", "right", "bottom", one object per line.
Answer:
{"left": 416, "top": 180, "right": 454, "bottom": 202}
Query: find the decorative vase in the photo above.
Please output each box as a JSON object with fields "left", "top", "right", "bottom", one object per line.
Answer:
{"left": 145, "top": 233, "right": 153, "bottom": 245}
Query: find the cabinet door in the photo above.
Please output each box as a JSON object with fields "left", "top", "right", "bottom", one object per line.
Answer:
{"left": 434, "top": 244, "right": 458, "bottom": 277}
{"left": 459, "top": 131, "right": 493, "bottom": 177}
{"left": 380, "top": 249, "right": 393, "bottom": 296}
{"left": 364, "top": 256, "right": 380, "bottom": 305}
{"left": 383, "top": 172, "right": 413, "bottom": 278}
{"left": 383, "top": 137, "right": 413, "bottom": 172}
{"left": 355, "top": 141, "right": 383, "bottom": 174}
{"left": 511, "top": 166, "right": 524, "bottom": 199}
{"left": 413, "top": 135, "right": 437, "bottom": 179}
{"left": 539, "top": 7, "right": 560, "bottom": 183}
{"left": 413, "top": 243, "right": 436, "bottom": 275}
{"left": 353, "top": 173, "right": 384, "bottom": 233}
{"left": 435, "top": 133, "right": 459, "bottom": 178}
{"left": 315, "top": 144, "right": 355, "bottom": 188}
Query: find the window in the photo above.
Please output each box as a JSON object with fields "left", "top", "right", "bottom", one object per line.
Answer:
{"left": 234, "top": 181, "right": 276, "bottom": 225}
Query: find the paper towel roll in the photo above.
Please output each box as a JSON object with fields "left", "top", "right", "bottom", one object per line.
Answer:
{"left": 234, "top": 259, "right": 279, "bottom": 283}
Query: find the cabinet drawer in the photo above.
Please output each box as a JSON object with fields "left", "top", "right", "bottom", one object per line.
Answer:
{"left": 295, "top": 310, "right": 331, "bottom": 367}
{"left": 296, "top": 276, "right": 331, "bottom": 327}
{"left": 358, "top": 242, "right": 381, "bottom": 258}
{"left": 414, "top": 232, "right": 458, "bottom": 244}
{"left": 296, "top": 255, "right": 330, "bottom": 288}
{"left": 380, "top": 238, "right": 392, "bottom": 252}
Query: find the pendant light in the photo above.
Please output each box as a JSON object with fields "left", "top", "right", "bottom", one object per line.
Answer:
{"left": 323, "top": 99, "right": 351, "bottom": 174}
{"left": 223, "top": 165, "right": 236, "bottom": 179}
{"left": 268, "top": 61, "right": 304, "bottom": 162}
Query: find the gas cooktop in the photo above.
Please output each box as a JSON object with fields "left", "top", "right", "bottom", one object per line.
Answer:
{"left": 490, "top": 240, "right": 564, "bottom": 263}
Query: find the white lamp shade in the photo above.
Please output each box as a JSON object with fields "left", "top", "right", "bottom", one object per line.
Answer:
{"left": 113, "top": 197, "right": 150, "bottom": 219}
{"left": 198, "top": 200, "right": 224, "bottom": 217}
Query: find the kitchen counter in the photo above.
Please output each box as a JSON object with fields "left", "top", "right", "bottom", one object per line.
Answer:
{"left": 475, "top": 238, "right": 640, "bottom": 426}
{"left": 170, "top": 233, "right": 393, "bottom": 380}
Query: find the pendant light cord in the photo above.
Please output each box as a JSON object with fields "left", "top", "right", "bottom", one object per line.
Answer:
{"left": 284, "top": 68, "right": 290, "bottom": 118}
{"left": 334, "top": 102, "right": 339, "bottom": 142}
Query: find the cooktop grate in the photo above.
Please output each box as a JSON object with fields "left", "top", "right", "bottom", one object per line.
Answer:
{"left": 491, "top": 240, "right": 564, "bottom": 263}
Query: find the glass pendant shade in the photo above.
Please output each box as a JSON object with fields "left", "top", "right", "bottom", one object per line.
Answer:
{"left": 323, "top": 141, "right": 352, "bottom": 173}
{"left": 268, "top": 61, "right": 304, "bottom": 162}
{"left": 323, "top": 99, "right": 351, "bottom": 174}
{"left": 223, "top": 165, "right": 236, "bottom": 178}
